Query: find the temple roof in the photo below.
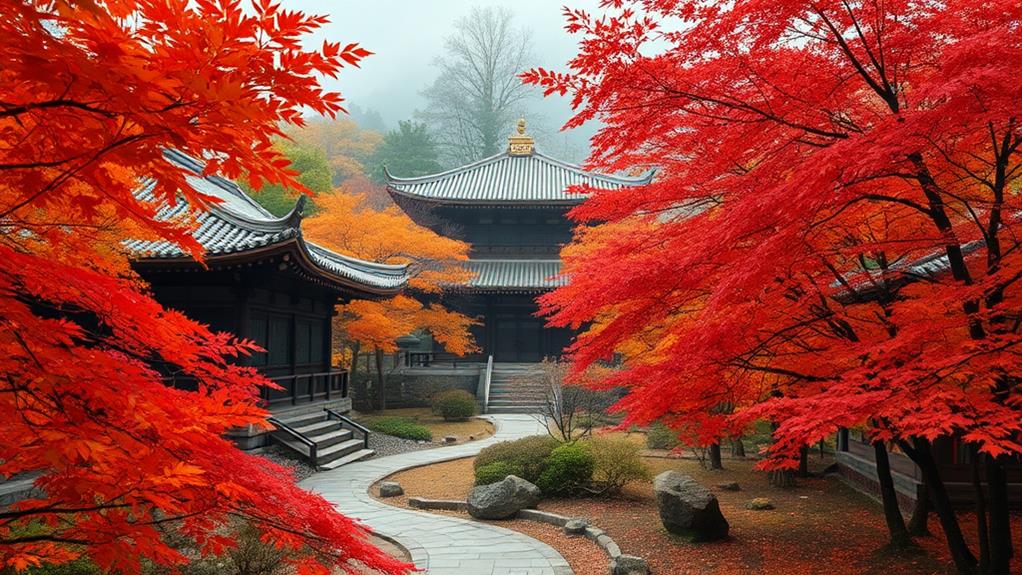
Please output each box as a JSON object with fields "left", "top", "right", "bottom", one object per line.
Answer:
{"left": 456, "top": 259, "right": 566, "bottom": 293}
{"left": 385, "top": 150, "right": 653, "bottom": 206}
{"left": 126, "top": 150, "right": 410, "bottom": 296}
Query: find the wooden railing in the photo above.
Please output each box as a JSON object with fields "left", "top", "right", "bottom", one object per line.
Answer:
{"left": 405, "top": 352, "right": 437, "bottom": 367}
{"left": 266, "top": 416, "right": 318, "bottom": 465}
{"left": 260, "top": 369, "right": 348, "bottom": 407}
{"left": 325, "top": 408, "right": 371, "bottom": 450}
{"left": 164, "top": 369, "right": 349, "bottom": 407}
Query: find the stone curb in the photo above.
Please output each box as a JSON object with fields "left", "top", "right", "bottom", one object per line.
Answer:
{"left": 402, "top": 499, "right": 640, "bottom": 565}
{"left": 407, "top": 497, "right": 469, "bottom": 511}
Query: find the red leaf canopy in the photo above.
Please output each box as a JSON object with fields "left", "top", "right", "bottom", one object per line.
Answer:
{"left": 526, "top": 0, "right": 1022, "bottom": 465}
{"left": 1, "top": 0, "right": 410, "bottom": 573}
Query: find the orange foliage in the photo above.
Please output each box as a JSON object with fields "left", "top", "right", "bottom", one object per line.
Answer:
{"left": 303, "top": 190, "right": 478, "bottom": 356}
{"left": 286, "top": 118, "right": 383, "bottom": 183}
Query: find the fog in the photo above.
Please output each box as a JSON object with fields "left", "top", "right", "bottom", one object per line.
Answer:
{"left": 288, "top": 0, "right": 605, "bottom": 161}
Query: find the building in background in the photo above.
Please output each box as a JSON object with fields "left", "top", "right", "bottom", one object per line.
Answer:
{"left": 386, "top": 119, "right": 652, "bottom": 363}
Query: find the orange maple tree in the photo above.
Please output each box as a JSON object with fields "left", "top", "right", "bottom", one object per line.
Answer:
{"left": 303, "top": 190, "right": 477, "bottom": 408}
{"left": 1, "top": 0, "right": 409, "bottom": 573}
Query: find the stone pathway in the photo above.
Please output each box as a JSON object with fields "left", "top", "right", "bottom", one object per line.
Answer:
{"left": 300, "top": 414, "right": 573, "bottom": 575}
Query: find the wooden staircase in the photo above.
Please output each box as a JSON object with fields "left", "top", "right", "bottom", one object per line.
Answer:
{"left": 268, "top": 409, "right": 374, "bottom": 470}
{"left": 485, "top": 363, "right": 548, "bottom": 414}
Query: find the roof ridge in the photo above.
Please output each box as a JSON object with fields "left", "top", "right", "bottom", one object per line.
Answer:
{"left": 384, "top": 149, "right": 510, "bottom": 184}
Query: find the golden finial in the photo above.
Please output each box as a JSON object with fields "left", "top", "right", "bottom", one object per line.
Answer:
{"left": 508, "top": 117, "right": 534, "bottom": 155}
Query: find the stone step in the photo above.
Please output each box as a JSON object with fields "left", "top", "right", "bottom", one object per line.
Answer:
{"left": 294, "top": 419, "right": 342, "bottom": 437}
{"left": 312, "top": 428, "right": 353, "bottom": 448}
{"left": 319, "top": 448, "right": 375, "bottom": 470}
{"left": 317, "top": 438, "right": 365, "bottom": 464}
{"left": 278, "top": 410, "right": 329, "bottom": 429}
{"left": 485, "top": 405, "right": 545, "bottom": 414}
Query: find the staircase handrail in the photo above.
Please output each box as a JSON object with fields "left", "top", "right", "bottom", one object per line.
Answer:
{"left": 483, "top": 355, "right": 494, "bottom": 414}
{"left": 267, "top": 416, "right": 318, "bottom": 465}
{"left": 325, "top": 408, "right": 370, "bottom": 450}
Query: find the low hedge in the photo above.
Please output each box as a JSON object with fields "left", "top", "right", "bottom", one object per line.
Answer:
{"left": 474, "top": 461, "right": 523, "bottom": 485}
{"left": 431, "top": 389, "right": 476, "bottom": 421}
{"left": 646, "top": 422, "right": 681, "bottom": 450}
{"left": 474, "top": 435, "right": 560, "bottom": 484}
{"left": 536, "top": 442, "right": 595, "bottom": 495}
{"left": 361, "top": 416, "right": 432, "bottom": 442}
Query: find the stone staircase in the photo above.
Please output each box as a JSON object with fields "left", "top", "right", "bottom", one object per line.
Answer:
{"left": 269, "top": 410, "right": 374, "bottom": 470}
{"left": 486, "top": 363, "right": 548, "bottom": 414}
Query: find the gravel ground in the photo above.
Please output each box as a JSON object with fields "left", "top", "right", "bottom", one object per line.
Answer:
{"left": 375, "top": 452, "right": 977, "bottom": 575}
{"left": 258, "top": 445, "right": 317, "bottom": 482}
{"left": 368, "top": 432, "right": 435, "bottom": 458}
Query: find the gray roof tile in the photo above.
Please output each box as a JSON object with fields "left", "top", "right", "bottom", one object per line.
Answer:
{"left": 386, "top": 150, "right": 652, "bottom": 205}
{"left": 458, "top": 259, "right": 565, "bottom": 291}
{"left": 126, "top": 150, "right": 409, "bottom": 293}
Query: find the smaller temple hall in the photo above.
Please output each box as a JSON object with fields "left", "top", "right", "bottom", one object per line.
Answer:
{"left": 385, "top": 120, "right": 652, "bottom": 363}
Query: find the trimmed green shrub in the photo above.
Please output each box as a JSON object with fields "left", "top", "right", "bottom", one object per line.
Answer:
{"left": 646, "top": 422, "right": 680, "bottom": 450}
{"left": 474, "top": 435, "right": 560, "bottom": 483}
{"left": 432, "top": 389, "right": 477, "bottom": 421}
{"left": 474, "top": 461, "right": 523, "bottom": 485}
{"left": 362, "top": 416, "right": 432, "bottom": 441}
{"left": 536, "top": 442, "right": 595, "bottom": 495}
{"left": 586, "top": 437, "right": 651, "bottom": 495}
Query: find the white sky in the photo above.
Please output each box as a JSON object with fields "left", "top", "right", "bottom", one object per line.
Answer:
{"left": 287, "top": 0, "right": 605, "bottom": 156}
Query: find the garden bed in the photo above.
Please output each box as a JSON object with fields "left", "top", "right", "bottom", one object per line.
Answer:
{"left": 373, "top": 453, "right": 1014, "bottom": 574}
{"left": 353, "top": 407, "right": 494, "bottom": 445}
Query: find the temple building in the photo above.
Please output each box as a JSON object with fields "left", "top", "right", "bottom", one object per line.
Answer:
{"left": 127, "top": 150, "right": 410, "bottom": 467}
{"left": 386, "top": 119, "right": 652, "bottom": 364}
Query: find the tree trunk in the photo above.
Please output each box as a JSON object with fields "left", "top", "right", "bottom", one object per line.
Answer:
{"left": 970, "top": 446, "right": 990, "bottom": 574}
{"left": 908, "top": 475, "right": 932, "bottom": 537}
{"left": 798, "top": 445, "right": 810, "bottom": 478}
{"left": 708, "top": 442, "right": 723, "bottom": 470}
{"left": 874, "top": 441, "right": 913, "bottom": 549}
{"left": 985, "top": 455, "right": 1014, "bottom": 575}
{"left": 373, "top": 347, "right": 386, "bottom": 411}
{"left": 902, "top": 438, "right": 977, "bottom": 574}
{"left": 349, "top": 342, "right": 369, "bottom": 411}
{"left": 769, "top": 469, "right": 796, "bottom": 488}
{"left": 731, "top": 437, "right": 746, "bottom": 458}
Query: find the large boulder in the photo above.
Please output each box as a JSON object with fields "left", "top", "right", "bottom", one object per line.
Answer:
{"left": 467, "top": 475, "right": 541, "bottom": 520}
{"left": 653, "top": 471, "right": 729, "bottom": 541}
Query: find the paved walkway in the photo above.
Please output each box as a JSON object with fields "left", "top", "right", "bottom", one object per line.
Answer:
{"left": 300, "top": 414, "right": 572, "bottom": 575}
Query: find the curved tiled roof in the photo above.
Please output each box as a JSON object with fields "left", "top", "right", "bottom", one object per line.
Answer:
{"left": 126, "top": 150, "right": 409, "bottom": 294}
{"left": 457, "top": 259, "right": 566, "bottom": 292}
{"left": 385, "top": 149, "right": 653, "bottom": 205}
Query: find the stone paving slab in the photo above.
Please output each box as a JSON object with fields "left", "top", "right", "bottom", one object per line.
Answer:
{"left": 300, "top": 414, "right": 573, "bottom": 575}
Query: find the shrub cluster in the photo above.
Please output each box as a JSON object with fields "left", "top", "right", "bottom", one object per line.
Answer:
{"left": 431, "top": 389, "right": 477, "bottom": 421}
{"left": 474, "top": 435, "right": 559, "bottom": 484}
{"left": 473, "top": 435, "right": 651, "bottom": 496}
{"left": 646, "top": 422, "right": 681, "bottom": 450}
{"left": 587, "top": 436, "right": 652, "bottom": 495}
{"left": 362, "top": 416, "right": 432, "bottom": 441}
{"left": 536, "top": 442, "right": 595, "bottom": 495}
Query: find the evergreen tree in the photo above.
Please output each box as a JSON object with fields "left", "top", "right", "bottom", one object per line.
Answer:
{"left": 368, "top": 121, "right": 444, "bottom": 183}
{"left": 243, "top": 141, "right": 332, "bottom": 216}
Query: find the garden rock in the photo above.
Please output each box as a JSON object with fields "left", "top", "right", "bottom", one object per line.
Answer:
{"left": 467, "top": 475, "right": 540, "bottom": 520}
{"left": 444, "top": 435, "right": 458, "bottom": 444}
{"left": 564, "top": 518, "right": 588, "bottom": 535}
{"left": 609, "top": 555, "right": 650, "bottom": 575}
{"left": 716, "top": 481, "right": 740, "bottom": 491}
{"left": 653, "top": 471, "right": 729, "bottom": 541}
{"left": 378, "top": 481, "right": 403, "bottom": 498}
{"left": 747, "top": 497, "right": 775, "bottom": 510}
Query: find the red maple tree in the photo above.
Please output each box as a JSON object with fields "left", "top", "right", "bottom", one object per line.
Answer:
{"left": 526, "top": 1, "right": 1021, "bottom": 573}
{"left": 1, "top": 1, "right": 409, "bottom": 573}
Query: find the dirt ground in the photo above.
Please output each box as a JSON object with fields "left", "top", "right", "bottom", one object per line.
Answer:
{"left": 377, "top": 451, "right": 1021, "bottom": 575}
{"left": 354, "top": 407, "right": 494, "bottom": 444}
